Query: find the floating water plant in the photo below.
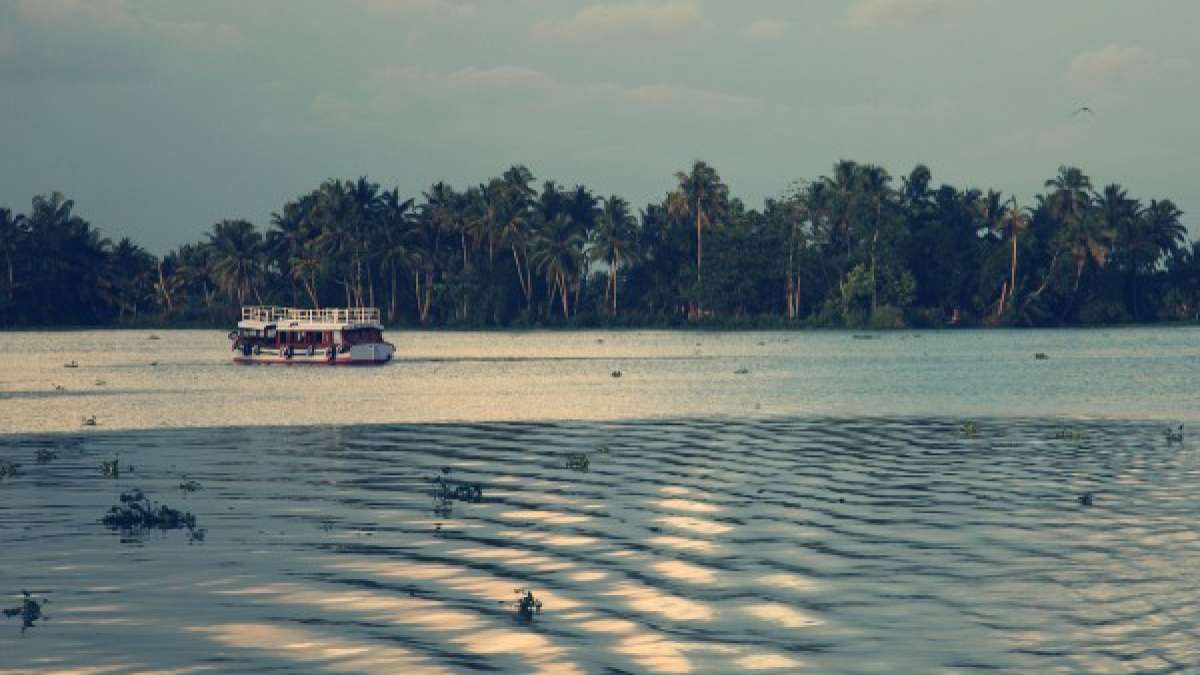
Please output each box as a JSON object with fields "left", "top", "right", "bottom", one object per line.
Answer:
{"left": 34, "top": 449, "right": 57, "bottom": 464}
{"left": 100, "top": 457, "right": 120, "bottom": 478}
{"left": 430, "top": 468, "right": 483, "bottom": 516}
{"left": 101, "top": 488, "right": 200, "bottom": 539}
{"left": 1164, "top": 425, "right": 1184, "bottom": 443}
{"left": 513, "top": 588, "right": 543, "bottom": 622}
{"left": 961, "top": 421, "right": 978, "bottom": 437}
{"left": 564, "top": 453, "right": 590, "bottom": 472}
{"left": 4, "top": 591, "right": 48, "bottom": 634}
{"left": 0, "top": 460, "right": 19, "bottom": 479}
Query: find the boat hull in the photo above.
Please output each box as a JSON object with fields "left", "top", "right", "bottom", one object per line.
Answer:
{"left": 232, "top": 343, "right": 395, "bottom": 366}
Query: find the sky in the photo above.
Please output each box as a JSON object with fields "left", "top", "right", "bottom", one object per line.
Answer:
{"left": 1, "top": 0, "right": 1198, "bottom": 253}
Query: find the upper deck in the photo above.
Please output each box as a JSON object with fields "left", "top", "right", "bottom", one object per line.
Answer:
{"left": 239, "top": 306, "right": 383, "bottom": 329}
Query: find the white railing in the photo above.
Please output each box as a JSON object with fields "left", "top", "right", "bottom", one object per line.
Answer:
{"left": 241, "top": 306, "right": 381, "bottom": 324}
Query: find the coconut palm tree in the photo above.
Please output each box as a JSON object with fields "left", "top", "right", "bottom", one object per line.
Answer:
{"left": 531, "top": 213, "right": 584, "bottom": 317}
{"left": 207, "top": 219, "right": 264, "bottom": 306}
{"left": 1044, "top": 166, "right": 1093, "bottom": 226}
{"left": 667, "top": 161, "right": 730, "bottom": 285}
{"left": 993, "top": 197, "right": 1030, "bottom": 314}
{"left": 378, "top": 187, "right": 416, "bottom": 321}
{"left": 590, "top": 195, "right": 641, "bottom": 314}
{"left": 0, "top": 208, "right": 26, "bottom": 306}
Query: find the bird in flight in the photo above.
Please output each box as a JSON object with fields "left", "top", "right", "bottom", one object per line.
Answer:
{"left": 1072, "top": 106, "right": 1094, "bottom": 117}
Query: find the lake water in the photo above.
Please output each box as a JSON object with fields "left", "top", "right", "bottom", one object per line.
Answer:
{"left": 1, "top": 329, "right": 1198, "bottom": 673}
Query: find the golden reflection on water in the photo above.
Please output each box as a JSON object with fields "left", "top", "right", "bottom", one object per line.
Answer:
{"left": 190, "top": 622, "right": 454, "bottom": 674}
{"left": 654, "top": 515, "right": 732, "bottom": 535}
{"left": 652, "top": 560, "right": 718, "bottom": 585}
{"left": 7, "top": 327, "right": 1200, "bottom": 433}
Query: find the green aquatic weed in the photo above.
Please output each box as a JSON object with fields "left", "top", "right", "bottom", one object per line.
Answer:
{"left": 4, "top": 591, "right": 48, "bottom": 634}
{"left": 564, "top": 453, "right": 590, "bottom": 472}
{"left": 0, "top": 460, "right": 19, "bottom": 479}
{"left": 513, "top": 588, "right": 543, "bottom": 622}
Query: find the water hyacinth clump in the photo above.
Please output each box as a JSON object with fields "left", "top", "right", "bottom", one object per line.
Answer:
{"left": 961, "top": 421, "right": 978, "bottom": 437}
{"left": 513, "top": 588, "right": 543, "bottom": 623}
{"left": 4, "top": 591, "right": 49, "bottom": 634}
{"left": 0, "top": 460, "right": 19, "bottom": 479}
{"left": 564, "top": 453, "right": 590, "bottom": 472}
{"left": 100, "top": 458, "right": 120, "bottom": 478}
{"left": 430, "top": 468, "right": 484, "bottom": 516}
{"left": 101, "top": 489, "right": 199, "bottom": 538}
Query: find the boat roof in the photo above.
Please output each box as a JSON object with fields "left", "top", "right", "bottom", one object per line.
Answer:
{"left": 238, "top": 306, "right": 383, "bottom": 330}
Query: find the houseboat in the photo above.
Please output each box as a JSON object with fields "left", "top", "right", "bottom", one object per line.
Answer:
{"left": 230, "top": 306, "right": 395, "bottom": 365}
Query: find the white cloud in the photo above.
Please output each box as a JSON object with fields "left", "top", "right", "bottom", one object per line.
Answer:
{"left": 372, "top": 64, "right": 556, "bottom": 97}
{"left": 532, "top": 1, "right": 700, "bottom": 42}
{"left": 837, "top": 97, "right": 958, "bottom": 123}
{"left": 322, "top": 63, "right": 766, "bottom": 132}
{"left": 363, "top": 0, "right": 477, "bottom": 18}
{"left": 742, "top": 18, "right": 788, "bottom": 40}
{"left": 12, "top": 0, "right": 242, "bottom": 50}
{"left": 596, "top": 82, "right": 765, "bottom": 115}
{"left": 847, "top": 0, "right": 961, "bottom": 30}
{"left": 1066, "top": 44, "right": 1189, "bottom": 87}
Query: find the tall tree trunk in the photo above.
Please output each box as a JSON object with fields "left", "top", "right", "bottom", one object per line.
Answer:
{"left": 1010, "top": 235, "right": 1018, "bottom": 303}
{"left": 559, "top": 270, "right": 570, "bottom": 317}
{"left": 612, "top": 261, "right": 619, "bottom": 315}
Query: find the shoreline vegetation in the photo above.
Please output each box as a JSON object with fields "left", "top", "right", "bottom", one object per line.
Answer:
{"left": 2, "top": 161, "right": 1197, "bottom": 330}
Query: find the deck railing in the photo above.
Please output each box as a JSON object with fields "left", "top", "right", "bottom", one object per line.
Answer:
{"left": 241, "top": 306, "right": 381, "bottom": 324}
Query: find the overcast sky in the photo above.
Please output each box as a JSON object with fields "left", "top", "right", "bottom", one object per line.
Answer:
{"left": 2, "top": 0, "right": 1197, "bottom": 253}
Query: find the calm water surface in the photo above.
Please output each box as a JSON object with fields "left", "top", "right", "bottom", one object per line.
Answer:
{"left": 2, "top": 327, "right": 1200, "bottom": 432}
{"left": 1, "top": 329, "right": 1198, "bottom": 673}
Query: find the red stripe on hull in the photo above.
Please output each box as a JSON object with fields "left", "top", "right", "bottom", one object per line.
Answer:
{"left": 232, "top": 357, "right": 391, "bottom": 366}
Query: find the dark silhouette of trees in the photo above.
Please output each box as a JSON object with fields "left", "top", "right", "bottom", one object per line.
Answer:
{"left": 0, "top": 162, "right": 1194, "bottom": 328}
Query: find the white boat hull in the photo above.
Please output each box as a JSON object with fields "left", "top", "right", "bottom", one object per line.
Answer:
{"left": 233, "top": 343, "right": 395, "bottom": 365}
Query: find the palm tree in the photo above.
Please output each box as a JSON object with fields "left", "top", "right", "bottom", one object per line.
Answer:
{"left": 531, "top": 213, "right": 584, "bottom": 317}
{"left": 590, "top": 195, "right": 641, "bottom": 314}
{"left": 1044, "top": 166, "right": 1093, "bottom": 226}
{"left": 0, "top": 208, "right": 26, "bottom": 305}
{"left": 207, "top": 219, "right": 264, "bottom": 307}
{"left": 379, "top": 188, "right": 416, "bottom": 321}
{"left": 667, "top": 161, "right": 730, "bottom": 286}
{"left": 496, "top": 167, "right": 537, "bottom": 309}
{"left": 993, "top": 197, "right": 1030, "bottom": 314}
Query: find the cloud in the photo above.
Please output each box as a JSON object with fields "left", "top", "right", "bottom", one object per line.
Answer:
{"left": 372, "top": 64, "right": 556, "bottom": 98}
{"left": 363, "top": 0, "right": 477, "bottom": 18}
{"left": 1, "top": 0, "right": 243, "bottom": 82}
{"left": 741, "top": 18, "right": 788, "bottom": 40}
{"left": 532, "top": 1, "right": 700, "bottom": 42}
{"left": 1066, "top": 44, "right": 1189, "bottom": 87}
{"left": 318, "top": 63, "right": 766, "bottom": 134}
{"left": 847, "top": 0, "right": 960, "bottom": 30}
{"left": 596, "top": 83, "right": 765, "bottom": 115}
{"left": 837, "top": 97, "right": 958, "bottom": 123}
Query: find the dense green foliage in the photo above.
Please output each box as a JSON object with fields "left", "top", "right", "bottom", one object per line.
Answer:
{"left": 2, "top": 161, "right": 1196, "bottom": 328}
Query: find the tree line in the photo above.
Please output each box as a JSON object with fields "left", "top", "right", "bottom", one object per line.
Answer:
{"left": 1, "top": 161, "right": 1197, "bottom": 328}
